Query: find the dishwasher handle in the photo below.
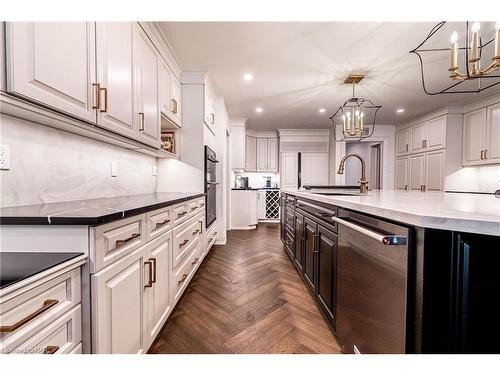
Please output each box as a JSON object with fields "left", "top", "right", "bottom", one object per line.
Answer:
{"left": 332, "top": 216, "right": 407, "bottom": 245}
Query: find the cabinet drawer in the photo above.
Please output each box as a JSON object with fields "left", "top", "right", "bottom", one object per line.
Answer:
{"left": 197, "top": 197, "right": 206, "bottom": 213}
{"left": 187, "top": 200, "right": 202, "bottom": 216}
{"left": 91, "top": 214, "right": 146, "bottom": 273}
{"left": 206, "top": 221, "right": 217, "bottom": 252}
{"left": 146, "top": 206, "right": 172, "bottom": 241}
{"left": 0, "top": 267, "right": 81, "bottom": 352}
{"left": 172, "top": 241, "right": 200, "bottom": 305}
{"left": 172, "top": 202, "right": 189, "bottom": 226}
{"left": 12, "top": 305, "right": 82, "bottom": 354}
{"left": 172, "top": 215, "right": 203, "bottom": 269}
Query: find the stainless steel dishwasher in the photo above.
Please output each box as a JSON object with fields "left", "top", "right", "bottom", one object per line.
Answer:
{"left": 333, "top": 208, "right": 410, "bottom": 354}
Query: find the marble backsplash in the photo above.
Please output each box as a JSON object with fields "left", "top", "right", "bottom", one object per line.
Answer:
{"left": 0, "top": 115, "right": 158, "bottom": 207}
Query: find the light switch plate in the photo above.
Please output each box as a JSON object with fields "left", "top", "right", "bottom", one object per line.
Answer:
{"left": 111, "top": 161, "right": 118, "bottom": 177}
{"left": 0, "top": 144, "right": 10, "bottom": 170}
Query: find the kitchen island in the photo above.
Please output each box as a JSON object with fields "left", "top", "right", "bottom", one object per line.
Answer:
{"left": 280, "top": 189, "right": 500, "bottom": 354}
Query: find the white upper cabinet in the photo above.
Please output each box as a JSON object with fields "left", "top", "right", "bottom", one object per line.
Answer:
{"left": 204, "top": 87, "right": 215, "bottom": 130}
{"left": 463, "top": 108, "right": 487, "bottom": 165}
{"left": 5, "top": 22, "right": 97, "bottom": 123}
{"left": 159, "top": 59, "right": 182, "bottom": 128}
{"left": 426, "top": 116, "right": 446, "bottom": 151}
{"left": 425, "top": 151, "right": 445, "bottom": 191}
{"left": 281, "top": 152, "right": 298, "bottom": 189}
{"left": 301, "top": 153, "right": 328, "bottom": 187}
{"left": 257, "top": 138, "right": 268, "bottom": 171}
{"left": 245, "top": 135, "right": 257, "bottom": 171}
{"left": 395, "top": 157, "right": 409, "bottom": 190}
{"left": 396, "top": 128, "right": 410, "bottom": 156}
{"left": 267, "top": 138, "right": 279, "bottom": 172}
{"left": 486, "top": 103, "right": 500, "bottom": 163}
{"left": 95, "top": 22, "right": 136, "bottom": 138}
{"left": 170, "top": 75, "right": 182, "bottom": 126}
{"left": 134, "top": 26, "right": 160, "bottom": 147}
{"left": 410, "top": 123, "right": 427, "bottom": 153}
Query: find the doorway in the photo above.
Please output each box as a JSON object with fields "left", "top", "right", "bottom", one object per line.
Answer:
{"left": 370, "top": 143, "right": 381, "bottom": 190}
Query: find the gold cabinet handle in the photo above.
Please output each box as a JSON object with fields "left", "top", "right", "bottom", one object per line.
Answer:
{"left": 144, "top": 260, "right": 153, "bottom": 288}
{"left": 149, "top": 257, "right": 157, "bottom": 284}
{"left": 484, "top": 149, "right": 488, "bottom": 159}
{"left": 480, "top": 150, "right": 484, "bottom": 160}
{"left": 115, "top": 233, "right": 140, "bottom": 248}
{"left": 191, "top": 206, "right": 199, "bottom": 211}
{"left": 199, "top": 220, "right": 203, "bottom": 234}
{"left": 404, "top": 184, "right": 408, "bottom": 191}
{"left": 43, "top": 345, "right": 59, "bottom": 354}
{"left": 405, "top": 144, "right": 408, "bottom": 152}
{"left": 423, "top": 139, "right": 427, "bottom": 148}
{"left": 192, "top": 229, "right": 200, "bottom": 236}
{"left": 191, "top": 257, "right": 199, "bottom": 265}
{"left": 92, "top": 83, "right": 100, "bottom": 109}
{"left": 139, "top": 112, "right": 145, "bottom": 132}
{"left": 155, "top": 219, "right": 170, "bottom": 229}
{"left": 170, "top": 98, "right": 178, "bottom": 115}
{"left": 99, "top": 87, "right": 108, "bottom": 113}
{"left": 179, "top": 239, "right": 189, "bottom": 248}
{"left": 178, "top": 273, "right": 188, "bottom": 285}
{"left": 0, "top": 299, "right": 59, "bottom": 333}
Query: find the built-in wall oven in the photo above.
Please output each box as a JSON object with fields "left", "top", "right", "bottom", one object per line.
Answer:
{"left": 204, "top": 146, "right": 218, "bottom": 228}
{"left": 333, "top": 209, "right": 411, "bottom": 354}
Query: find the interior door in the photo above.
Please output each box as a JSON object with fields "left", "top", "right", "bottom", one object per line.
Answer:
{"left": 409, "top": 153, "right": 426, "bottom": 191}
{"left": 6, "top": 22, "right": 96, "bottom": 123}
{"left": 303, "top": 216, "right": 317, "bottom": 292}
{"left": 95, "top": 22, "right": 136, "bottom": 138}
{"left": 134, "top": 26, "right": 160, "bottom": 147}
{"left": 316, "top": 224, "right": 337, "bottom": 326}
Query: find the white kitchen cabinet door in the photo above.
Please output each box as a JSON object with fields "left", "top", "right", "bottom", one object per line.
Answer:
{"left": 146, "top": 232, "right": 172, "bottom": 348}
{"left": 245, "top": 135, "right": 257, "bottom": 171}
{"left": 5, "top": 22, "right": 96, "bottom": 123}
{"left": 395, "top": 157, "right": 409, "bottom": 190}
{"left": 170, "top": 74, "right": 182, "bottom": 127}
{"left": 257, "top": 138, "right": 269, "bottom": 171}
{"left": 134, "top": 26, "right": 160, "bottom": 148}
{"left": 396, "top": 128, "right": 410, "bottom": 156}
{"left": 281, "top": 152, "right": 298, "bottom": 189}
{"left": 204, "top": 88, "right": 215, "bottom": 128}
{"left": 257, "top": 191, "right": 267, "bottom": 220}
{"left": 426, "top": 116, "right": 446, "bottom": 151}
{"left": 159, "top": 59, "right": 172, "bottom": 119}
{"left": 267, "top": 138, "right": 279, "bottom": 172}
{"left": 95, "top": 22, "right": 137, "bottom": 138}
{"left": 486, "top": 103, "right": 500, "bottom": 163}
{"left": 410, "top": 123, "right": 427, "bottom": 153}
{"left": 463, "top": 108, "right": 487, "bottom": 165}
{"left": 425, "top": 150, "right": 445, "bottom": 191}
{"left": 301, "top": 153, "right": 329, "bottom": 186}
{"left": 409, "top": 153, "right": 426, "bottom": 191}
{"left": 91, "top": 246, "right": 148, "bottom": 354}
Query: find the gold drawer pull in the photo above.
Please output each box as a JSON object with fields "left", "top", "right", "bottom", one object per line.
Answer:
{"left": 92, "top": 83, "right": 100, "bottom": 109}
{"left": 177, "top": 211, "right": 188, "bottom": 218}
{"left": 115, "top": 233, "right": 140, "bottom": 248}
{"left": 0, "top": 299, "right": 59, "bottom": 333}
{"left": 144, "top": 261, "right": 153, "bottom": 288}
{"left": 191, "top": 206, "right": 199, "bottom": 211}
{"left": 192, "top": 229, "right": 200, "bottom": 235}
{"left": 43, "top": 345, "right": 59, "bottom": 354}
{"left": 191, "top": 257, "right": 199, "bottom": 265}
{"left": 155, "top": 219, "right": 170, "bottom": 228}
{"left": 99, "top": 87, "right": 108, "bottom": 113}
{"left": 179, "top": 239, "right": 189, "bottom": 247}
{"left": 150, "top": 257, "right": 157, "bottom": 284}
{"left": 178, "top": 273, "right": 188, "bottom": 285}
{"left": 170, "top": 98, "right": 178, "bottom": 115}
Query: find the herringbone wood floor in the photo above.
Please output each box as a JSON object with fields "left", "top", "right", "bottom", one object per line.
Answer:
{"left": 149, "top": 223, "right": 342, "bottom": 354}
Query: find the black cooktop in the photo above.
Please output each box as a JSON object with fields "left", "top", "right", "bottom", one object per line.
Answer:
{"left": 0, "top": 252, "right": 82, "bottom": 289}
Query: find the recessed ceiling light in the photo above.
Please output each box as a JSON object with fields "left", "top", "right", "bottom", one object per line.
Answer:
{"left": 255, "top": 107, "right": 263, "bottom": 113}
{"left": 243, "top": 73, "right": 253, "bottom": 81}
{"left": 319, "top": 108, "right": 326, "bottom": 113}
{"left": 396, "top": 108, "right": 405, "bottom": 113}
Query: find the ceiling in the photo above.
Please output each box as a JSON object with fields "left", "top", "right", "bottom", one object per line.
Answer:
{"left": 158, "top": 22, "right": 500, "bottom": 130}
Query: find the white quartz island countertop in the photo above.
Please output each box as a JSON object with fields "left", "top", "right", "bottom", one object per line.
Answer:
{"left": 282, "top": 189, "right": 500, "bottom": 236}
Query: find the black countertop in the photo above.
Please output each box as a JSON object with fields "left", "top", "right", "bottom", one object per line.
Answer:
{"left": 0, "top": 252, "right": 83, "bottom": 289}
{"left": 0, "top": 192, "right": 205, "bottom": 226}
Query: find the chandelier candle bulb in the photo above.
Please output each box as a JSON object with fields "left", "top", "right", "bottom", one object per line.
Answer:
{"left": 495, "top": 22, "right": 500, "bottom": 58}
{"left": 450, "top": 31, "right": 459, "bottom": 69}
{"left": 470, "top": 22, "right": 480, "bottom": 62}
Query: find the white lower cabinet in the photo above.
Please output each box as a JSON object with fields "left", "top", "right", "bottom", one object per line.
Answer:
{"left": 257, "top": 190, "right": 267, "bottom": 219}
{"left": 91, "top": 246, "right": 149, "bottom": 354}
{"left": 395, "top": 156, "right": 409, "bottom": 190}
{"left": 425, "top": 151, "right": 445, "bottom": 191}
{"left": 407, "top": 151, "right": 444, "bottom": 192}
{"left": 409, "top": 154, "right": 426, "bottom": 191}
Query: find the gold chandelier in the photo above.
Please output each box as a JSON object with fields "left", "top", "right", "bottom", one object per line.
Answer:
{"left": 449, "top": 22, "right": 500, "bottom": 80}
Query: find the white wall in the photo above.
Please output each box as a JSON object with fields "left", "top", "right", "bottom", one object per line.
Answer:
{"left": 0, "top": 115, "right": 157, "bottom": 207}
{"left": 446, "top": 165, "right": 500, "bottom": 193}
{"left": 156, "top": 158, "right": 204, "bottom": 193}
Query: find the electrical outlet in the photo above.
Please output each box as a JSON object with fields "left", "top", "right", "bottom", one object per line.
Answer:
{"left": 111, "top": 162, "right": 118, "bottom": 177}
{"left": 152, "top": 165, "right": 158, "bottom": 176}
{"left": 0, "top": 144, "right": 10, "bottom": 170}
